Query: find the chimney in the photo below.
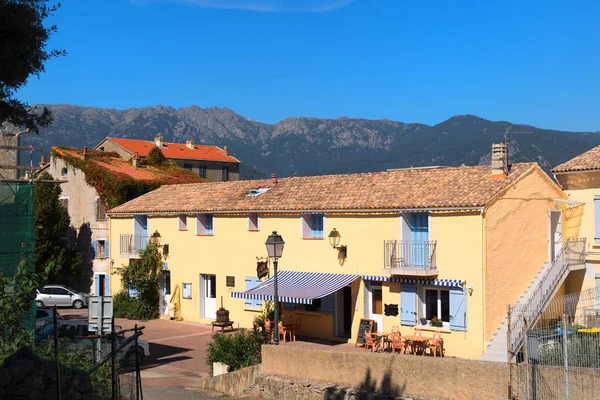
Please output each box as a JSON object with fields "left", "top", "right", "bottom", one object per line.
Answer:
{"left": 38, "top": 155, "right": 47, "bottom": 168}
{"left": 271, "top": 174, "right": 277, "bottom": 184}
{"left": 491, "top": 143, "right": 508, "bottom": 176}
{"left": 186, "top": 138, "right": 194, "bottom": 149}
{"left": 155, "top": 134, "right": 163, "bottom": 148}
{"left": 81, "top": 146, "right": 88, "bottom": 161}
{"left": 132, "top": 152, "right": 140, "bottom": 168}
{"left": 224, "top": 145, "right": 230, "bottom": 156}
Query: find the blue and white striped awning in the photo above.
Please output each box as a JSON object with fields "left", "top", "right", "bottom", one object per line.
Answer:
{"left": 362, "top": 275, "right": 464, "bottom": 288}
{"left": 231, "top": 270, "right": 359, "bottom": 305}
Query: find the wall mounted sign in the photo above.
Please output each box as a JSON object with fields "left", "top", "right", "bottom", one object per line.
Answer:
{"left": 384, "top": 304, "right": 399, "bottom": 317}
{"left": 226, "top": 276, "right": 235, "bottom": 287}
{"left": 257, "top": 261, "right": 269, "bottom": 279}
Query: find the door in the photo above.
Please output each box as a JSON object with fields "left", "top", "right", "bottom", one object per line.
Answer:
{"left": 334, "top": 287, "right": 353, "bottom": 338}
{"left": 549, "top": 210, "right": 563, "bottom": 261}
{"left": 365, "top": 282, "right": 383, "bottom": 331}
{"left": 99, "top": 275, "right": 106, "bottom": 297}
{"left": 52, "top": 287, "right": 71, "bottom": 306}
{"left": 201, "top": 274, "right": 217, "bottom": 319}
{"left": 160, "top": 271, "right": 171, "bottom": 315}
{"left": 411, "top": 213, "right": 429, "bottom": 266}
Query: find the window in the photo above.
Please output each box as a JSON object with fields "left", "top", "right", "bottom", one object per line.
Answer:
{"left": 183, "top": 163, "right": 193, "bottom": 171}
{"left": 52, "top": 288, "right": 70, "bottom": 296}
{"left": 423, "top": 288, "right": 450, "bottom": 323}
{"left": 178, "top": 215, "right": 188, "bottom": 230}
{"left": 301, "top": 213, "right": 325, "bottom": 239}
{"left": 40, "top": 287, "right": 52, "bottom": 295}
{"left": 96, "top": 198, "right": 107, "bottom": 220}
{"left": 59, "top": 197, "right": 69, "bottom": 211}
{"left": 284, "top": 293, "right": 334, "bottom": 313}
{"left": 199, "top": 166, "right": 207, "bottom": 178}
{"left": 222, "top": 167, "right": 229, "bottom": 182}
{"left": 92, "top": 239, "right": 109, "bottom": 259}
{"left": 196, "top": 213, "right": 214, "bottom": 235}
{"left": 97, "top": 240, "right": 106, "bottom": 259}
{"left": 60, "top": 167, "right": 68, "bottom": 177}
{"left": 248, "top": 213, "right": 260, "bottom": 231}
{"left": 245, "top": 277, "right": 262, "bottom": 309}
{"left": 182, "top": 283, "right": 192, "bottom": 299}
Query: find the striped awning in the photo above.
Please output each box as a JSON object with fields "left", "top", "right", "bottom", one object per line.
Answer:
{"left": 231, "top": 270, "right": 359, "bottom": 304}
{"left": 362, "top": 275, "right": 464, "bottom": 288}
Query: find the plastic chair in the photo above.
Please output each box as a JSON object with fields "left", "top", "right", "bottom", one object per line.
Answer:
{"left": 264, "top": 318, "right": 274, "bottom": 343}
{"left": 430, "top": 333, "right": 444, "bottom": 357}
{"left": 364, "top": 330, "right": 380, "bottom": 353}
{"left": 278, "top": 320, "right": 291, "bottom": 343}
{"left": 389, "top": 328, "right": 405, "bottom": 355}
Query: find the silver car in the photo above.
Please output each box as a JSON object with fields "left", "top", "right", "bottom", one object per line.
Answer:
{"left": 36, "top": 285, "right": 90, "bottom": 309}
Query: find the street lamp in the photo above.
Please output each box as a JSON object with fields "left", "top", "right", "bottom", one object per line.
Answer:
{"left": 328, "top": 228, "right": 347, "bottom": 258}
{"left": 265, "top": 231, "right": 285, "bottom": 345}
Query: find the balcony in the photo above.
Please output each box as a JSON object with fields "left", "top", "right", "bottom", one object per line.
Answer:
{"left": 120, "top": 234, "right": 149, "bottom": 258}
{"left": 383, "top": 240, "right": 438, "bottom": 277}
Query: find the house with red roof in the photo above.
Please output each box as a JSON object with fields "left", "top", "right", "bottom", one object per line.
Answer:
{"left": 94, "top": 135, "right": 240, "bottom": 182}
{"left": 38, "top": 146, "right": 204, "bottom": 297}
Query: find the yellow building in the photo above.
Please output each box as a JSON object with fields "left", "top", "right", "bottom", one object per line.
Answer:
{"left": 108, "top": 144, "right": 574, "bottom": 361}
{"left": 552, "top": 145, "right": 600, "bottom": 293}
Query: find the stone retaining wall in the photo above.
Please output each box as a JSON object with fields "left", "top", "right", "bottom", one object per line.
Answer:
{"left": 262, "top": 346, "right": 510, "bottom": 400}
{"left": 201, "top": 363, "right": 263, "bottom": 396}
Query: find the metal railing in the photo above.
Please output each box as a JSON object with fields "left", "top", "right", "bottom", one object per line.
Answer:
{"left": 508, "top": 238, "right": 587, "bottom": 355}
{"left": 384, "top": 240, "right": 437, "bottom": 271}
{"left": 119, "top": 234, "right": 149, "bottom": 257}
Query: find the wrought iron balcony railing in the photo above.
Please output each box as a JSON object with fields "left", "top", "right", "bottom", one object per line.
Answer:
{"left": 384, "top": 240, "right": 437, "bottom": 275}
{"left": 119, "top": 234, "right": 149, "bottom": 257}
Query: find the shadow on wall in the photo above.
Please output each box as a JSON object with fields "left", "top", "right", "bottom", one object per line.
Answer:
{"left": 324, "top": 365, "right": 406, "bottom": 400}
{"left": 61, "top": 222, "right": 94, "bottom": 293}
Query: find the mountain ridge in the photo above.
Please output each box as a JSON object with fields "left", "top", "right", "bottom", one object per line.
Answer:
{"left": 17, "top": 104, "right": 600, "bottom": 179}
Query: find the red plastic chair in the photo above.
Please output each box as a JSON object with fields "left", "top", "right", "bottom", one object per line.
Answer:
{"left": 364, "top": 330, "right": 380, "bottom": 353}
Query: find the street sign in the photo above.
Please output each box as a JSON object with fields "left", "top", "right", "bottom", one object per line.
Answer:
{"left": 88, "top": 296, "right": 113, "bottom": 333}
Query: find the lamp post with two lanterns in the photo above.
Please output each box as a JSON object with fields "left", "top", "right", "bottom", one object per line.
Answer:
{"left": 265, "top": 231, "right": 285, "bottom": 345}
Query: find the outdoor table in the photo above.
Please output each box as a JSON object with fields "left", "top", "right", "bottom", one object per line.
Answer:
{"left": 402, "top": 335, "right": 432, "bottom": 355}
{"left": 374, "top": 332, "right": 391, "bottom": 352}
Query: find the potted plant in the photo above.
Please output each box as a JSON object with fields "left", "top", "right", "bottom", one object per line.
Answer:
{"left": 429, "top": 316, "right": 443, "bottom": 328}
{"left": 420, "top": 317, "right": 428, "bottom": 326}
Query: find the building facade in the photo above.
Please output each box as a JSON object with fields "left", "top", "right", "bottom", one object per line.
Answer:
{"left": 108, "top": 146, "right": 577, "bottom": 360}
{"left": 94, "top": 136, "right": 240, "bottom": 182}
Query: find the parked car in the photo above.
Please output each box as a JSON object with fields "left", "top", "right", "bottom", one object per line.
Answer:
{"left": 35, "top": 307, "right": 63, "bottom": 328}
{"left": 35, "top": 285, "right": 90, "bottom": 309}
{"left": 34, "top": 320, "right": 150, "bottom": 365}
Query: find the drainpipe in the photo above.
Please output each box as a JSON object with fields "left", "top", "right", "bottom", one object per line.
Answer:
{"left": 481, "top": 207, "right": 486, "bottom": 353}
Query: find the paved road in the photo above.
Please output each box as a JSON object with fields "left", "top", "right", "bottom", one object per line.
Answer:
{"left": 144, "top": 386, "right": 263, "bottom": 400}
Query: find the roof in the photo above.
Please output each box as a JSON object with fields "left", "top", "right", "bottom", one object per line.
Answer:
{"left": 551, "top": 145, "right": 600, "bottom": 173}
{"left": 105, "top": 137, "right": 240, "bottom": 163}
{"left": 108, "top": 163, "right": 539, "bottom": 214}
{"left": 51, "top": 146, "right": 205, "bottom": 208}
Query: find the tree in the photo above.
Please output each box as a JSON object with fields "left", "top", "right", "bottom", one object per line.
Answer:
{"left": 34, "top": 172, "right": 80, "bottom": 281}
{"left": 0, "top": 0, "right": 65, "bottom": 132}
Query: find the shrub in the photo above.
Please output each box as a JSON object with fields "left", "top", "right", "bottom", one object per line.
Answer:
{"left": 113, "top": 291, "right": 157, "bottom": 320}
{"left": 146, "top": 147, "right": 167, "bottom": 166}
{"left": 206, "top": 329, "right": 269, "bottom": 373}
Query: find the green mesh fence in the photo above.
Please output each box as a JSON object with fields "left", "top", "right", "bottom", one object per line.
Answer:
{"left": 0, "top": 181, "right": 35, "bottom": 331}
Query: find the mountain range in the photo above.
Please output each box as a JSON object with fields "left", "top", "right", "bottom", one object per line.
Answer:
{"left": 18, "top": 104, "right": 600, "bottom": 179}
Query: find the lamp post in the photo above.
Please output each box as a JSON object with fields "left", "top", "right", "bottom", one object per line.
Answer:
{"left": 265, "top": 231, "right": 285, "bottom": 345}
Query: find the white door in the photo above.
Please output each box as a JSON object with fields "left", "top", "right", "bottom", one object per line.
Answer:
{"left": 549, "top": 210, "right": 563, "bottom": 261}
{"left": 201, "top": 274, "right": 217, "bottom": 319}
{"left": 365, "top": 282, "right": 383, "bottom": 331}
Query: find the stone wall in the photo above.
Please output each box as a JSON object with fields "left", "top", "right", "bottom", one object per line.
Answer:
{"left": 262, "top": 346, "right": 511, "bottom": 400}
{"left": 201, "top": 363, "right": 263, "bottom": 396}
{"left": 0, "top": 347, "right": 93, "bottom": 400}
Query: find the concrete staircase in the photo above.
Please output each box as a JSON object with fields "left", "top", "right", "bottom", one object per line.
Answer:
{"left": 480, "top": 262, "right": 551, "bottom": 362}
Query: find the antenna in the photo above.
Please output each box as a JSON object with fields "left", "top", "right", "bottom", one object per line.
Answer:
{"left": 502, "top": 127, "right": 534, "bottom": 169}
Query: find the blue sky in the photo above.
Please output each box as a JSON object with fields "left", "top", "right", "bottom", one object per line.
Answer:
{"left": 18, "top": 0, "right": 600, "bottom": 131}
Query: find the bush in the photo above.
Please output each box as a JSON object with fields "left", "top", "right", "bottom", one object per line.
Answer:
{"left": 113, "top": 291, "right": 158, "bottom": 320}
{"left": 206, "top": 329, "right": 269, "bottom": 373}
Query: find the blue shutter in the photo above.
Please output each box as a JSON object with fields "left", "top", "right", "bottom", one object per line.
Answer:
{"left": 104, "top": 239, "right": 110, "bottom": 259}
{"left": 206, "top": 214, "right": 214, "bottom": 234}
{"left": 311, "top": 214, "right": 323, "bottom": 238}
{"left": 311, "top": 214, "right": 318, "bottom": 238}
{"left": 244, "top": 277, "right": 254, "bottom": 308}
{"left": 253, "top": 278, "right": 262, "bottom": 308}
{"left": 400, "top": 284, "right": 417, "bottom": 325}
{"left": 105, "top": 274, "right": 111, "bottom": 296}
{"left": 321, "top": 293, "right": 334, "bottom": 314}
{"left": 92, "top": 240, "right": 97, "bottom": 259}
{"left": 94, "top": 274, "right": 100, "bottom": 296}
{"left": 450, "top": 287, "right": 467, "bottom": 331}
{"left": 595, "top": 197, "right": 600, "bottom": 244}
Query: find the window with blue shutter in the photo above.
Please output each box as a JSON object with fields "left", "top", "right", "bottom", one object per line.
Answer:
{"left": 206, "top": 214, "right": 214, "bottom": 234}
{"left": 321, "top": 293, "right": 335, "bottom": 314}
{"left": 94, "top": 274, "right": 100, "bottom": 296}
{"left": 104, "top": 239, "right": 110, "bottom": 259}
{"left": 245, "top": 276, "right": 262, "bottom": 309}
{"left": 595, "top": 196, "right": 600, "bottom": 244}
{"left": 400, "top": 284, "right": 417, "bottom": 325}
{"left": 449, "top": 287, "right": 467, "bottom": 331}
{"left": 311, "top": 214, "right": 324, "bottom": 238}
{"left": 197, "top": 214, "right": 214, "bottom": 235}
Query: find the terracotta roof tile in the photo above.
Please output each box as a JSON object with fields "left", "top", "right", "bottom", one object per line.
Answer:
{"left": 108, "top": 163, "right": 538, "bottom": 214}
{"left": 107, "top": 138, "right": 239, "bottom": 163}
{"left": 551, "top": 145, "right": 600, "bottom": 173}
